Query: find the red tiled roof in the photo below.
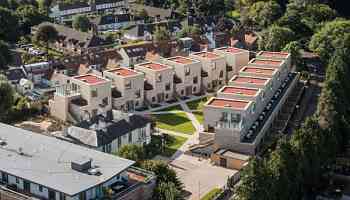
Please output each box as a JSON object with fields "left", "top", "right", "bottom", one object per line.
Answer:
{"left": 167, "top": 56, "right": 195, "bottom": 64}
{"left": 208, "top": 98, "right": 249, "bottom": 110}
{"left": 221, "top": 86, "right": 258, "bottom": 96}
{"left": 139, "top": 62, "right": 169, "bottom": 71}
{"left": 230, "top": 76, "right": 269, "bottom": 86}
{"left": 241, "top": 66, "right": 275, "bottom": 76}
{"left": 74, "top": 74, "right": 107, "bottom": 84}
{"left": 108, "top": 68, "right": 138, "bottom": 77}
{"left": 251, "top": 59, "right": 282, "bottom": 66}
{"left": 259, "top": 51, "right": 289, "bottom": 59}
{"left": 193, "top": 52, "right": 220, "bottom": 59}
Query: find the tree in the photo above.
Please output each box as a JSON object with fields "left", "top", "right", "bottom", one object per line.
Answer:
{"left": 0, "top": 41, "right": 12, "bottom": 70}
{"left": 309, "top": 20, "right": 350, "bottom": 61}
{"left": 117, "top": 144, "right": 145, "bottom": 163}
{"left": 153, "top": 182, "right": 183, "bottom": 200}
{"left": 0, "top": 6, "right": 20, "bottom": 42}
{"left": 72, "top": 15, "right": 90, "bottom": 32}
{"left": 177, "top": 25, "right": 201, "bottom": 41}
{"left": 33, "top": 24, "right": 58, "bottom": 61}
{"left": 258, "top": 25, "right": 295, "bottom": 51}
{"left": 38, "top": 0, "right": 53, "bottom": 15}
{"left": 0, "top": 76, "right": 15, "bottom": 122}
{"left": 283, "top": 41, "right": 304, "bottom": 71}
{"left": 16, "top": 5, "right": 46, "bottom": 35}
{"left": 141, "top": 160, "right": 183, "bottom": 190}
{"left": 154, "top": 26, "right": 171, "bottom": 56}
{"left": 247, "top": 1, "right": 282, "bottom": 29}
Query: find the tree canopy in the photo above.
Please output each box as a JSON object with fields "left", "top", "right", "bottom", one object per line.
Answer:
{"left": 0, "top": 41, "right": 12, "bottom": 70}
{"left": 72, "top": 15, "right": 90, "bottom": 32}
{"left": 258, "top": 25, "right": 295, "bottom": 51}
{"left": 0, "top": 6, "right": 20, "bottom": 42}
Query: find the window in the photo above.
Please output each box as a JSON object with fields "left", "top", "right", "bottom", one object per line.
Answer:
{"left": 118, "top": 137, "right": 121, "bottom": 148}
{"left": 221, "top": 112, "right": 228, "bottom": 122}
{"left": 125, "top": 80, "right": 131, "bottom": 89}
{"left": 15, "top": 177, "right": 19, "bottom": 184}
{"left": 231, "top": 113, "right": 241, "bottom": 123}
{"left": 135, "top": 101, "right": 139, "bottom": 107}
{"left": 193, "top": 87, "right": 196, "bottom": 92}
{"left": 185, "top": 67, "right": 190, "bottom": 76}
{"left": 157, "top": 74, "right": 162, "bottom": 82}
{"left": 165, "top": 94, "right": 169, "bottom": 99}
{"left": 193, "top": 76, "right": 198, "bottom": 84}
{"left": 181, "top": 90, "right": 184, "bottom": 95}
{"left": 91, "top": 89, "right": 98, "bottom": 97}
{"left": 39, "top": 185, "right": 43, "bottom": 192}
{"left": 128, "top": 132, "right": 132, "bottom": 143}
{"left": 152, "top": 97, "right": 156, "bottom": 102}
{"left": 261, "top": 91, "right": 265, "bottom": 101}
{"left": 102, "top": 97, "right": 108, "bottom": 106}
{"left": 251, "top": 103, "right": 256, "bottom": 114}
{"left": 219, "top": 70, "right": 224, "bottom": 78}
{"left": 212, "top": 63, "right": 216, "bottom": 70}
{"left": 135, "top": 90, "right": 141, "bottom": 98}
{"left": 165, "top": 83, "right": 171, "bottom": 91}
{"left": 92, "top": 109, "right": 98, "bottom": 117}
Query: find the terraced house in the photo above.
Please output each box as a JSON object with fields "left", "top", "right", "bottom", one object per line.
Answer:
{"left": 189, "top": 51, "right": 226, "bottom": 91}
{"left": 135, "top": 61, "right": 174, "bottom": 105}
{"left": 0, "top": 123, "right": 155, "bottom": 200}
{"left": 162, "top": 56, "right": 202, "bottom": 97}
{"left": 103, "top": 67, "right": 145, "bottom": 112}
{"left": 202, "top": 51, "right": 299, "bottom": 167}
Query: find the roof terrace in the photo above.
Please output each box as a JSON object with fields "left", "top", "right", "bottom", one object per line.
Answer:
{"left": 167, "top": 56, "right": 197, "bottom": 65}
{"left": 258, "top": 51, "right": 289, "bottom": 59}
{"left": 138, "top": 62, "right": 170, "bottom": 71}
{"left": 250, "top": 59, "right": 283, "bottom": 67}
{"left": 73, "top": 74, "right": 108, "bottom": 85}
{"left": 192, "top": 51, "right": 221, "bottom": 59}
{"left": 240, "top": 66, "right": 276, "bottom": 76}
{"left": 220, "top": 86, "right": 259, "bottom": 96}
{"left": 207, "top": 98, "right": 250, "bottom": 110}
{"left": 230, "top": 76, "right": 270, "bottom": 86}
{"left": 107, "top": 68, "right": 138, "bottom": 77}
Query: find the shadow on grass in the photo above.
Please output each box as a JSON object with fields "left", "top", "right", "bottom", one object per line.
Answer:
{"left": 155, "top": 113, "right": 190, "bottom": 126}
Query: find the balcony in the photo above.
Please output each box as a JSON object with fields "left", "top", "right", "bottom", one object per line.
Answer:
{"left": 70, "top": 97, "right": 88, "bottom": 107}
{"left": 112, "top": 89, "right": 122, "bottom": 99}
{"left": 201, "top": 70, "right": 209, "bottom": 78}
{"left": 241, "top": 72, "right": 297, "bottom": 143}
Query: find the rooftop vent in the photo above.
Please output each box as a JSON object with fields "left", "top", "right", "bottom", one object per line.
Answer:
{"left": 224, "top": 104, "right": 231, "bottom": 107}
{"left": 71, "top": 158, "right": 92, "bottom": 172}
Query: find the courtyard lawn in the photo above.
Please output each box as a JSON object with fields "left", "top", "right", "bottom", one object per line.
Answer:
{"left": 155, "top": 104, "right": 183, "bottom": 112}
{"left": 187, "top": 97, "right": 209, "bottom": 111}
{"left": 146, "top": 135, "right": 188, "bottom": 157}
{"left": 193, "top": 111, "right": 204, "bottom": 124}
{"left": 152, "top": 112, "right": 196, "bottom": 135}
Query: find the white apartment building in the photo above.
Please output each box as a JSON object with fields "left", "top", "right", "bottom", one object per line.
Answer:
{"left": 103, "top": 67, "right": 145, "bottom": 111}
{"left": 135, "top": 62, "right": 174, "bottom": 105}
{"left": 214, "top": 47, "right": 250, "bottom": 79}
{"left": 49, "top": 74, "right": 112, "bottom": 122}
{"left": 162, "top": 56, "right": 202, "bottom": 97}
{"left": 189, "top": 51, "right": 226, "bottom": 91}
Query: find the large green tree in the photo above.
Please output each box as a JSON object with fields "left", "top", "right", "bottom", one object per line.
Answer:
{"left": 0, "top": 41, "right": 12, "bottom": 70}
{"left": 0, "top": 76, "right": 15, "bottom": 121}
{"left": 16, "top": 5, "right": 46, "bottom": 35}
{"left": 247, "top": 1, "right": 282, "bottom": 29}
{"left": 117, "top": 144, "right": 145, "bottom": 163}
{"left": 0, "top": 6, "right": 20, "bottom": 42}
{"left": 33, "top": 24, "right": 58, "bottom": 61}
{"left": 309, "top": 20, "right": 350, "bottom": 62}
{"left": 72, "top": 15, "right": 90, "bottom": 32}
{"left": 154, "top": 26, "right": 171, "bottom": 57}
{"left": 258, "top": 25, "right": 295, "bottom": 51}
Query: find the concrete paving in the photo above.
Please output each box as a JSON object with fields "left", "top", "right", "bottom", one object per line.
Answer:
{"left": 171, "top": 154, "right": 237, "bottom": 200}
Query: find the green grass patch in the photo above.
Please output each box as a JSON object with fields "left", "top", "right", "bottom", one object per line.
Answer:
{"left": 153, "top": 112, "right": 195, "bottom": 134}
{"left": 201, "top": 188, "right": 223, "bottom": 200}
{"left": 186, "top": 97, "right": 208, "bottom": 110}
{"left": 193, "top": 111, "right": 204, "bottom": 124}
{"left": 155, "top": 104, "right": 183, "bottom": 112}
{"left": 145, "top": 135, "right": 187, "bottom": 157}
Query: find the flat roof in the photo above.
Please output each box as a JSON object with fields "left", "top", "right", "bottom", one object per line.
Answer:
{"left": 230, "top": 76, "right": 270, "bottom": 86}
{"left": 167, "top": 56, "right": 196, "bottom": 65}
{"left": 215, "top": 149, "right": 250, "bottom": 161}
{"left": 250, "top": 59, "right": 283, "bottom": 66}
{"left": 192, "top": 51, "right": 221, "bottom": 59}
{"left": 138, "top": 62, "right": 170, "bottom": 71}
{"left": 0, "top": 123, "right": 134, "bottom": 196}
{"left": 107, "top": 67, "right": 138, "bottom": 77}
{"left": 217, "top": 47, "right": 246, "bottom": 54}
{"left": 258, "top": 51, "right": 289, "bottom": 59}
{"left": 73, "top": 74, "right": 107, "bottom": 85}
{"left": 221, "top": 86, "right": 259, "bottom": 96}
{"left": 241, "top": 66, "right": 276, "bottom": 76}
{"left": 207, "top": 98, "right": 250, "bottom": 110}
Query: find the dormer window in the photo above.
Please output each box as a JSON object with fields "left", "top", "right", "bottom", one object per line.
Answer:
{"left": 125, "top": 80, "right": 131, "bottom": 89}
{"left": 185, "top": 67, "right": 190, "bottom": 76}
{"left": 157, "top": 74, "right": 162, "bottom": 82}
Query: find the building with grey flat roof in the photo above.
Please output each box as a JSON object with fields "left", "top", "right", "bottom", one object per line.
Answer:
{"left": 0, "top": 123, "right": 155, "bottom": 200}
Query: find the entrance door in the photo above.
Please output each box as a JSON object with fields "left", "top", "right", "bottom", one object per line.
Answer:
{"left": 23, "top": 181, "right": 30, "bottom": 193}
{"left": 157, "top": 93, "right": 164, "bottom": 103}
{"left": 220, "top": 158, "right": 227, "bottom": 168}
{"left": 185, "top": 86, "right": 192, "bottom": 96}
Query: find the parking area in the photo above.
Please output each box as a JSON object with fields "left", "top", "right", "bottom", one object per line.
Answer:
{"left": 170, "top": 154, "right": 237, "bottom": 200}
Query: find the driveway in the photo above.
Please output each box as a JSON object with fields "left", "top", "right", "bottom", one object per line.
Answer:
{"left": 170, "top": 154, "right": 237, "bottom": 200}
